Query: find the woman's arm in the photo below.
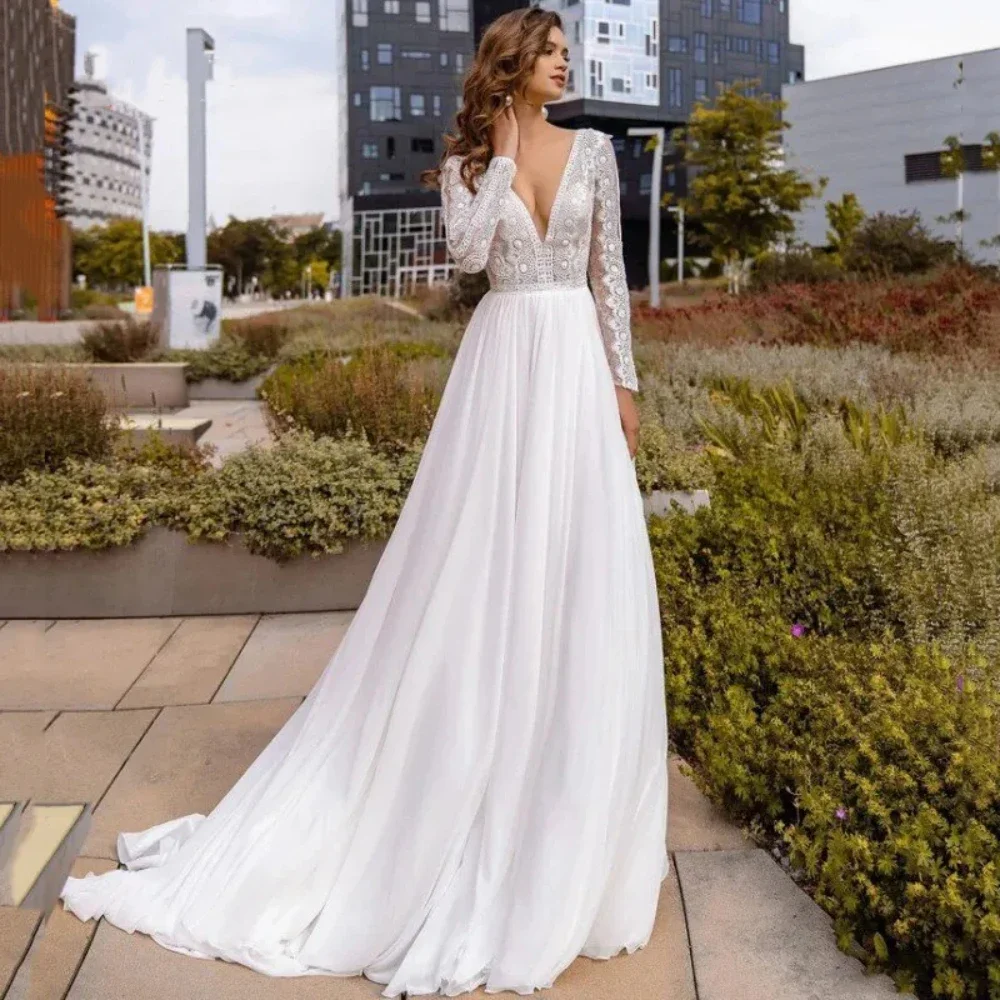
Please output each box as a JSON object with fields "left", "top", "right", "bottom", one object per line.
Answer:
{"left": 440, "top": 154, "right": 517, "bottom": 274}
{"left": 586, "top": 133, "right": 638, "bottom": 392}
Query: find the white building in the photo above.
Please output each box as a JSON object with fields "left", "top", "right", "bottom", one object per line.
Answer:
{"left": 67, "top": 52, "right": 153, "bottom": 232}
{"left": 544, "top": 0, "right": 661, "bottom": 107}
{"left": 782, "top": 47, "right": 1000, "bottom": 262}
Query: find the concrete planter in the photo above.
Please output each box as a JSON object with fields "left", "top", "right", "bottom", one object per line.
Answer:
{"left": 643, "top": 489, "right": 711, "bottom": 518}
{"left": 0, "top": 527, "right": 388, "bottom": 619}
{"left": 50, "top": 362, "right": 189, "bottom": 410}
{"left": 188, "top": 369, "right": 271, "bottom": 401}
{"left": 0, "top": 492, "right": 707, "bottom": 620}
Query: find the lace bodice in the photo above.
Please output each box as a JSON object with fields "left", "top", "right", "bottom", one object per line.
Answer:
{"left": 440, "top": 128, "right": 638, "bottom": 391}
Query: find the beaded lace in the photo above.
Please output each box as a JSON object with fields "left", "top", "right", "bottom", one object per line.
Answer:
{"left": 440, "top": 128, "right": 638, "bottom": 391}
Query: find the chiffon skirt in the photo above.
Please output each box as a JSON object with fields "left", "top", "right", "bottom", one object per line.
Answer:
{"left": 60, "top": 283, "right": 670, "bottom": 997}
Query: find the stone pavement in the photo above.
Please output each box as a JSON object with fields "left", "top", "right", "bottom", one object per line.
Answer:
{"left": 172, "top": 401, "right": 273, "bottom": 465}
{"left": 0, "top": 615, "right": 899, "bottom": 1000}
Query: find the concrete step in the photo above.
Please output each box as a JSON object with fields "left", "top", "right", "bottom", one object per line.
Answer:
{"left": 119, "top": 413, "right": 212, "bottom": 448}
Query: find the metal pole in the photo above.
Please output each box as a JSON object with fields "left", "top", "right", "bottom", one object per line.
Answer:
{"left": 138, "top": 112, "right": 151, "bottom": 287}
{"left": 186, "top": 28, "right": 214, "bottom": 270}
{"left": 627, "top": 126, "right": 665, "bottom": 309}
{"left": 677, "top": 207, "right": 685, "bottom": 286}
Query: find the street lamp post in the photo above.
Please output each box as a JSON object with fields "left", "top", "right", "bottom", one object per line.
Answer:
{"left": 186, "top": 28, "right": 215, "bottom": 271}
{"left": 668, "top": 205, "right": 685, "bottom": 286}
{"left": 627, "top": 126, "right": 664, "bottom": 309}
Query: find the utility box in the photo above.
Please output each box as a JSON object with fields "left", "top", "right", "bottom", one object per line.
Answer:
{"left": 152, "top": 265, "right": 224, "bottom": 350}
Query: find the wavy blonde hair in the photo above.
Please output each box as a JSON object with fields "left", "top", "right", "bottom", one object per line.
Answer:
{"left": 421, "top": 7, "right": 563, "bottom": 195}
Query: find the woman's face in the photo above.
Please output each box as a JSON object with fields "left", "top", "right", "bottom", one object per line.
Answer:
{"left": 521, "top": 25, "right": 569, "bottom": 105}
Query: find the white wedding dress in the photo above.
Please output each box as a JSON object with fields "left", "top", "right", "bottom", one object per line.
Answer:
{"left": 61, "top": 127, "right": 669, "bottom": 997}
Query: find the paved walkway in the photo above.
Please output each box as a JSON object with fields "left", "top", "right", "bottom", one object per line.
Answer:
{"left": 0, "top": 614, "right": 898, "bottom": 1000}
{"left": 0, "top": 299, "right": 308, "bottom": 347}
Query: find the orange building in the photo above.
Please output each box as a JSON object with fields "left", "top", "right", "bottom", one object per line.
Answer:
{"left": 0, "top": 0, "right": 76, "bottom": 320}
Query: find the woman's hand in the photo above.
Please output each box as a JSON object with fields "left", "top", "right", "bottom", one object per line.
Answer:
{"left": 491, "top": 105, "right": 519, "bottom": 160}
{"left": 616, "top": 385, "right": 640, "bottom": 459}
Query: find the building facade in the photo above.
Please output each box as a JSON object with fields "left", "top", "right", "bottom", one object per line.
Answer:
{"left": 0, "top": 0, "right": 76, "bottom": 318}
{"left": 66, "top": 53, "right": 154, "bottom": 232}
{"left": 337, "top": 0, "right": 805, "bottom": 293}
{"left": 782, "top": 47, "right": 1000, "bottom": 262}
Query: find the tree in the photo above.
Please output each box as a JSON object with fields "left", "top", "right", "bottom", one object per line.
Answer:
{"left": 73, "top": 219, "right": 183, "bottom": 290}
{"left": 670, "top": 79, "right": 826, "bottom": 293}
{"left": 980, "top": 131, "right": 1000, "bottom": 255}
{"left": 825, "top": 192, "right": 865, "bottom": 266}
{"left": 208, "top": 217, "right": 295, "bottom": 298}
{"left": 938, "top": 135, "right": 968, "bottom": 252}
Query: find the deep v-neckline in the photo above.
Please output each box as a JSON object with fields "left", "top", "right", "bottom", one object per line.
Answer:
{"left": 509, "top": 129, "right": 582, "bottom": 245}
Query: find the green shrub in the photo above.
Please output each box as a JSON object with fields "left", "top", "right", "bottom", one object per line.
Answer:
{"left": 160, "top": 340, "right": 272, "bottom": 383}
{"left": 843, "top": 212, "right": 955, "bottom": 277}
{"left": 0, "top": 365, "right": 115, "bottom": 482}
{"left": 652, "top": 421, "right": 1000, "bottom": 996}
{"left": 81, "top": 318, "right": 158, "bottom": 362}
{"left": 159, "top": 430, "right": 423, "bottom": 560}
{"left": 261, "top": 342, "right": 443, "bottom": 451}
{"left": 221, "top": 316, "right": 291, "bottom": 359}
{"left": 751, "top": 246, "right": 845, "bottom": 290}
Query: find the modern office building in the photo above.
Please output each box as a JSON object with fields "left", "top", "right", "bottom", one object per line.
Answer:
{"left": 782, "top": 47, "right": 1000, "bottom": 263}
{"left": 0, "top": 0, "right": 76, "bottom": 319}
{"left": 66, "top": 52, "right": 153, "bottom": 232}
{"left": 337, "top": 0, "right": 805, "bottom": 294}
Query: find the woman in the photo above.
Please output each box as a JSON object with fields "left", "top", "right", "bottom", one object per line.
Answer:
{"left": 60, "top": 8, "right": 668, "bottom": 996}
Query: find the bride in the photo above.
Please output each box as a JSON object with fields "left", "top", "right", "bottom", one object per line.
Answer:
{"left": 60, "top": 7, "right": 668, "bottom": 996}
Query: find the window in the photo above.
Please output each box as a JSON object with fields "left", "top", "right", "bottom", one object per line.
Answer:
{"left": 639, "top": 173, "right": 651, "bottom": 195}
{"left": 415, "top": 0, "right": 430, "bottom": 21}
{"left": 455, "top": 53, "right": 465, "bottom": 72}
{"left": 701, "top": 0, "right": 712, "bottom": 14}
{"left": 768, "top": 41, "right": 780, "bottom": 65}
{"left": 362, "top": 141, "right": 379, "bottom": 159}
{"left": 352, "top": 0, "right": 368, "bottom": 25}
{"left": 377, "top": 43, "right": 392, "bottom": 65}
{"left": 612, "top": 137, "right": 626, "bottom": 153}
{"left": 380, "top": 172, "right": 405, "bottom": 182}
{"left": 736, "top": 0, "right": 761, "bottom": 23}
{"left": 411, "top": 137, "right": 434, "bottom": 153}
{"left": 611, "top": 76, "right": 632, "bottom": 94}
{"left": 433, "top": 94, "right": 442, "bottom": 116}
{"left": 589, "top": 59, "right": 604, "bottom": 98}
{"left": 668, "top": 67, "right": 683, "bottom": 107}
{"left": 410, "top": 93, "right": 426, "bottom": 116}
{"left": 616, "top": 21, "right": 626, "bottom": 39}
{"left": 597, "top": 21, "right": 611, "bottom": 44}
{"left": 631, "top": 138, "right": 643, "bottom": 158}
{"left": 779, "top": 0, "right": 786, "bottom": 10}
{"left": 645, "top": 71, "right": 658, "bottom": 89}
{"left": 720, "top": 0, "right": 731, "bottom": 14}
{"left": 695, "top": 77, "right": 708, "bottom": 101}
{"left": 360, "top": 48, "right": 369, "bottom": 70}
{"left": 694, "top": 32, "right": 707, "bottom": 63}
{"left": 370, "top": 86, "right": 401, "bottom": 121}
{"left": 387, "top": 136, "right": 396, "bottom": 158}
{"left": 567, "top": 67, "right": 576, "bottom": 92}
{"left": 668, "top": 36, "right": 688, "bottom": 54}
{"left": 353, "top": 92, "right": 362, "bottom": 106}
{"left": 439, "top": 0, "right": 470, "bottom": 32}
{"left": 645, "top": 19, "right": 658, "bottom": 56}
{"left": 440, "top": 52, "right": 448, "bottom": 66}
{"left": 713, "top": 37, "right": 723, "bottom": 64}
{"left": 402, "top": 49, "right": 431, "bottom": 59}
{"left": 384, "top": 0, "right": 399, "bottom": 11}
{"left": 574, "top": 20, "right": 581, "bottom": 43}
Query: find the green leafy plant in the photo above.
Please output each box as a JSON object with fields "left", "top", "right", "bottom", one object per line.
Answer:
{"left": 81, "top": 318, "right": 159, "bottom": 363}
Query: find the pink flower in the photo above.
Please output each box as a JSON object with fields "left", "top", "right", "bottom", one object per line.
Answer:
{"left": 835, "top": 807, "right": 848, "bottom": 822}
{"left": 791, "top": 623, "right": 807, "bottom": 638}
{"left": 956, "top": 674, "right": 965, "bottom": 694}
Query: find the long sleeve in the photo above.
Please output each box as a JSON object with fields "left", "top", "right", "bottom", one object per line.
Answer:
{"left": 440, "top": 154, "right": 518, "bottom": 274}
{"left": 587, "top": 133, "right": 638, "bottom": 392}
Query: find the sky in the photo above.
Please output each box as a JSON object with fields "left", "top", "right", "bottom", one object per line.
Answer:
{"left": 67, "top": 0, "right": 1000, "bottom": 231}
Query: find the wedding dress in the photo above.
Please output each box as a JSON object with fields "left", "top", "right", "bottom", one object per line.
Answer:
{"left": 60, "top": 127, "right": 669, "bottom": 997}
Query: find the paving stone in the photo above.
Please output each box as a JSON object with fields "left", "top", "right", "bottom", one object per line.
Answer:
{"left": 0, "top": 619, "right": 181, "bottom": 710}
{"left": 82, "top": 699, "right": 301, "bottom": 859}
{"left": 0, "top": 907, "right": 40, "bottom": 995}
{"left": 675, "top": 849, "right": 898, "bottom": 999}
{"left": 64, "top": 872, "right": 683, "bottom": 1000}
{"left": 0, "top": 709, "right": 156, "bottom": 803}
{"left": 66, "top": 919, "right": 383, "bottom": 999}
{"left": 668, "top": 756, "right": 751, "bottom": 852}
{"left": 213, "top": 612, "right": 353, "bottom": 703}
{"left": 7, "top": 858, "right": 117, "bottom": 1000}
{"left": 118, "top": 616, "right": 259, "bottom": 709}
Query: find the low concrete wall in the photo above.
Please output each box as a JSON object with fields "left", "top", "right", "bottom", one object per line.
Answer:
{"left": 0, "top": 492, "right": 709, "bottom": 619}
{"left": 55, "top": 362, "right": 189, "bottom": 410}
{"left": 188, "top": 369, "right": 270, "bottom": 401}
{"left": 0, "top": 527, "right": 388, "bottom": 619}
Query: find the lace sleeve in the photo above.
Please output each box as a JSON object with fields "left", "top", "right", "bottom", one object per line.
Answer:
{"left": 587, "top": 132, "right": 638, "bottom": 391}
{"left": 440, "top": 154, "right": 517, "bottom": 274}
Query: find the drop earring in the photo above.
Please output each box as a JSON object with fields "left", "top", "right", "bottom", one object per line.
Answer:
{"left": 541, "top": 105, "right": 549, "bottom": 119}
{"left": 505, "top": 94, "right": 512, "bottom": 107}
